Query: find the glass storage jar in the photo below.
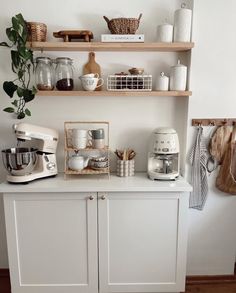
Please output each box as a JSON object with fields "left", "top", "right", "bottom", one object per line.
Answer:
{"left": 35, "top": 57, "right": 54, "bottom": 90}
{"left": 55, "top": 57, "right": 74, "bottom": 91}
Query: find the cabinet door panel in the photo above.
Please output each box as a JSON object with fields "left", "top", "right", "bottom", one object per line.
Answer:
{"left": 98, "top": 193, "right": 188, "bottom": 293}
{"left": 4, "top": 193, "right": 98, "bottom": 293}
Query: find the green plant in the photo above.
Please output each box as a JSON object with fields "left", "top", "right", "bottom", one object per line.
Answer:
{"left": 0, "top": 13, "right": 36, "bottom": 119}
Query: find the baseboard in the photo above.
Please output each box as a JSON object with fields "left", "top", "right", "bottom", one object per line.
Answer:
{"left": 0, "top": 268, "right": 11, "bottom": 293}
{"left": 1, "top": 265, "right": 236, "bottom": 292}
{"left": 186, "top": 263, "right": 236, "bottom": 285}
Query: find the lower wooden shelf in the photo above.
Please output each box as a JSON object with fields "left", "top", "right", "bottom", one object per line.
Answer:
{"left": 65, "top": 167, "right": 109, "bottom": 175}
{"left": 37, "top": 90, "right": 192, "bottom": 97}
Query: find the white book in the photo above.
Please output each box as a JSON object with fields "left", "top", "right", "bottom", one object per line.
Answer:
{"left": 101, "top": 34, "right": 144, "bottom": 42}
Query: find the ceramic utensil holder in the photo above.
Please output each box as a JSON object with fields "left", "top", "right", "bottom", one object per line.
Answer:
{"left": 117, "top": 160, "right": 134, "bottom": 177}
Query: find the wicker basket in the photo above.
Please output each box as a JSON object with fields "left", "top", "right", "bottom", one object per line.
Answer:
{"left": 103, "top": 14, "right": 142, "bottom": 34}
{"left": 27, "top": 22, "right": 47, "bottom": 42}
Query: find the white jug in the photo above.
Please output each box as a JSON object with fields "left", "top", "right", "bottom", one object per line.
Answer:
{"left": 170, "top": 60, "right": 187, "bottom": 91}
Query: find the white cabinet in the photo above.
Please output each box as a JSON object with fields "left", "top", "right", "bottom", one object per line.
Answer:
{"left": 4, "top": 193, "right": 98, "bottom": 293}
{"left": 98, "top": 192, "right": 188, "bottom": 293}
{"left": 4, "top": 192, "right": 188, "bottom": 293}
{"left": 2, "top": 176, "right": 191, "bottom": 293}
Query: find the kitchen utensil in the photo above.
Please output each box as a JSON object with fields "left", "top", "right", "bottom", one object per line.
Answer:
{"left": 128, "top": 67, "right": 144, "bottom": 75}
{"left": 83, "top": 52, "right": 102, "bottom": 91}
{"left": 170, "top": 60, "right": 187, "bottom": 91}
{"left": 1, "top": 123, "right": 58, "bottom": 183}
{"left": 147, "top": 128, "right": 180, "bottom": 180}
{"left": 103, "top": 14, "right": 142, "bottom": 34}
{"left": 157, "top": 23, "right": 173, "bottom": 42}
{"left": 174, "top": 4, "right": 192, "bottom": 42}
{"left": 156, "top": 72, "right": 169, "bottom": 91}
{"left": 68, "top": 154, "right": 89, "bottom": 171}
{"left": 208, "top": 126, "right": 233, "bottom": 164}
{"left": 53, "top": 30, "right": 93, "bottom": 42}
{"left": 2, "top": 148, "right": 38, "bottom": 176}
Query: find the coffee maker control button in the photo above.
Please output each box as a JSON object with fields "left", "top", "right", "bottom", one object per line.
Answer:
{"left": 47, "top": 162, "right": 56, "bottom": 170}
{"left": 162, "top": 148, "right": 169, "bottom": 152}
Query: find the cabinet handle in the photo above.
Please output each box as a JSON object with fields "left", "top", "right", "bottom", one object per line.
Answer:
{"left": 101, "top": 195, "right": 106, "bottom": 200}
{"left": 89, "top": 195, "right": 95, "bottom": 200}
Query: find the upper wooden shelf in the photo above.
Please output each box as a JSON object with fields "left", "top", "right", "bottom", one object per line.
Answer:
{"left": 27, "top": 41, "right": 194, "bottom": 52}
{"left": 37, "top": 90, "right": 192, "bottom": 97}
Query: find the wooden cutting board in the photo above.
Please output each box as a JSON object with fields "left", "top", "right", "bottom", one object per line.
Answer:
{"left": 209, "top": 125, "right": 233, "bottom": 164}
{"left": 83, "top": 52, "right": 102, "bottom": 91}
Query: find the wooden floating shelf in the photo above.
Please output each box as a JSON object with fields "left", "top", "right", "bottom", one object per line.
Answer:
{"left": 37, "top": 90, "right": 192, "bottom": 97}
{"left": 27, "top": 41, "right": 194, "bottom": 52}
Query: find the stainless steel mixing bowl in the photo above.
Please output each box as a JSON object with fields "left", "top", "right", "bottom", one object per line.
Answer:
{"left": 2, "top": 148, "right": 38, "bottom": 176}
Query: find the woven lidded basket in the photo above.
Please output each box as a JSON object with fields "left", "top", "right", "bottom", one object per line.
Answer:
{"left": 27, "top": 22, "right": 47, "bottom": 42}
{"left": 103, "top": 14, "right": 142, "bottom": 34}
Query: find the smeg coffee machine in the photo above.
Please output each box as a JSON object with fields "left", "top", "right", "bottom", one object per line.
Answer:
{"left": 147, "top": 127, "right": 180, "bottom": 180}
{"left": 2, "top": 123, "right": 59, "bottom": 183}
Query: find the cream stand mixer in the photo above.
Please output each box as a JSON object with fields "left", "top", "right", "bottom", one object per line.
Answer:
{"left": 2, "top": 123, "right": 59, "bottom": 183}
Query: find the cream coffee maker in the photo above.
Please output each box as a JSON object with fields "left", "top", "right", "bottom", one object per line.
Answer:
{"left": 147, "top": 128, "right": 180, "bottom": 180}
{"left": 2, "top": 123, "right": 59, "bottom": 183}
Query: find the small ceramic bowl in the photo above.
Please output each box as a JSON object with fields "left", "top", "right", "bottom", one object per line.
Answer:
{"left": 128, "top": 67, "right": 144, "bottom": 75}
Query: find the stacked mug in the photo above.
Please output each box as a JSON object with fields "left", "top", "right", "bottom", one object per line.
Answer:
{"left": 90, "top": 129, "right": 105, "bottom": 149}
{"left": 79, "top": 73, "right": 104, "bottom": 91}
{"left": 72, "top": 129, "right": 88, "bottom": 149}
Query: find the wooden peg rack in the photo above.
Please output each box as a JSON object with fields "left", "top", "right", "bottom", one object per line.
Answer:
{"left": 192, "top": 118, "right": 236, "bottom": 126}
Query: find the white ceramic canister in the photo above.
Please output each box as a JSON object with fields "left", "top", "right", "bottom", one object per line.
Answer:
{"left": 174, "top": 3, "right": 192, "bottom": 42}
{"left": 170, "top": 60, "right": 187, "bottom": 91}
{"left": 156, "top": 72, "right": 169, "bottom": 91}
{"left": 157, "top": 23, "right": 173, "bottom": 42}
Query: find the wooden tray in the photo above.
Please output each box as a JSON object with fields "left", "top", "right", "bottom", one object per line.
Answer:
{"left": 53, "top": 30, "right": 93, "bottom": 42}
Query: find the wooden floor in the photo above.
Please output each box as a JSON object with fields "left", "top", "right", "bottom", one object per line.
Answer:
{"left": 185, "top": 283, "right": 236, "bottom": 293}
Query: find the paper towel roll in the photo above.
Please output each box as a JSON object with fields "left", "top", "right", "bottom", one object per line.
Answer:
{"left": 174, "top": 6, "right": 192, "bottom": 42}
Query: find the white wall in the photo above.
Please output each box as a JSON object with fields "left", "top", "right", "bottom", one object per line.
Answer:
{"left": 186, "top": 0, "right": 236, "bottom": 275}
{"left": 0, "top": 0, "right": 236, "bottom": 276}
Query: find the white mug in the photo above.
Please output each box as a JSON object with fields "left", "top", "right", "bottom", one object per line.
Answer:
{"left": 80, "top": 76, "right": 104, "bottom": 91}
{"left": 82, "top": 73, "right": 99, "bottom": 78}
{"left": 72, "top": 129, "right": 88, "bottom": 149}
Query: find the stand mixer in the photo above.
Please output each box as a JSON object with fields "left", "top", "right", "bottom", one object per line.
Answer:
{"left": 2, "top": 123, "right": 59, "bottom": 183}
{"left": 147, "top": 128, "right": 180, "bottom": 180}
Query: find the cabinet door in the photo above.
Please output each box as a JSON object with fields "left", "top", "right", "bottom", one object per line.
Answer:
{"left": 98, "top": 192, "right": 188, "bottom": 293}
{"left": 4, "top": 193, "right": 98, "bottom": 293}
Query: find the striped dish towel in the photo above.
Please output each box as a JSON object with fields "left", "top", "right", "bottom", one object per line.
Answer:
{"left": 189, "top": 126, "right": 208, "bottom": 210}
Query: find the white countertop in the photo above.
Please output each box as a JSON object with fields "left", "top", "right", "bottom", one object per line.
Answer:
{"left": 0, "top": 172, "right": 192, "bottom": 193}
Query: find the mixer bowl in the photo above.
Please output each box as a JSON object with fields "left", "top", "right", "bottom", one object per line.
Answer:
{"left": 2, "top": 148, "right": 38, "bottom": 176}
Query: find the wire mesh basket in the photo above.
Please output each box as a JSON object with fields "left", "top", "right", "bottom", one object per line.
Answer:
{"left": 107, "top": 75, "right": 152, "bottom": 91}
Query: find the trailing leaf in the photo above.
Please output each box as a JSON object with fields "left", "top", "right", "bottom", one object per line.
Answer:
{"left": 1, "top": 13, "right": 37, "bottom": 119}
{"left": 17, "top": 112, "right": 25, "bottom": 119}
{"left": 25, "top": 108, "right": 31, "bottom": 116}
{"left": 3, "top": 81, "right": 18, "bottom": 98}
{"left": 3, "top": 107, "right": 15, "bottom": 113}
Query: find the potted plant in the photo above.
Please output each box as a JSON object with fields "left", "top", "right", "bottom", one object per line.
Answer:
{"left": 0, "top": 13, "right": 36, "bottom": 119}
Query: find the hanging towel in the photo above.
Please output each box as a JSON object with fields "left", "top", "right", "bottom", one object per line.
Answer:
{"left": 189, "top": 126, "right": 208, "bottom": 210}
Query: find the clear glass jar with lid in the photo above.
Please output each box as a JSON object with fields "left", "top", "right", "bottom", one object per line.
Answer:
{"left": 55, "top": 57, "right": 74, "bottom": 91}
{"left": 35, "top": 57, "right": 55, "bottom": 91}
